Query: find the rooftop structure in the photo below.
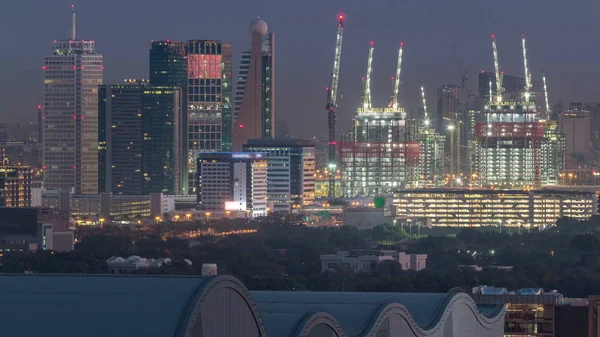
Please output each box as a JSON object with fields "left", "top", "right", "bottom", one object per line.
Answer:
{"left": 0, "top": 274, "right": 505, "bottom": 337}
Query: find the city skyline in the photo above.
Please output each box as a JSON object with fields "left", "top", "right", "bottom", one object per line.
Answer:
{"left": 2, "top": 0, "right": 600, "bottom": 139}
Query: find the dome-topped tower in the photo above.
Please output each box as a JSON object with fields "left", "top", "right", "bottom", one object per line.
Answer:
{"left": 249, "top": 18, "right": 268, "bottom": 37}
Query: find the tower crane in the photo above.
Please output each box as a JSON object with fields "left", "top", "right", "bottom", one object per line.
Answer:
{"left": 390, "top": 42, "right": 403, "bottom": 110}
{"left": 325, "top": 14, "right": 345, "bottom": 199}
{"left": 521, "top": 34, "right": 532, "bottom": 103}
{"left": 491, "top": 35, "right": 504, "bottom": 103}
{"left": 543, "top": 72, "right": 550, "bottom": 120}
{"left": 362, "top": 41, "right": 375, "bottom": 110}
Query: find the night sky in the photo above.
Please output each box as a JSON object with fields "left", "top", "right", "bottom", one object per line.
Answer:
{"left": 2, "top": 0, "right": 599, "bottom": 138}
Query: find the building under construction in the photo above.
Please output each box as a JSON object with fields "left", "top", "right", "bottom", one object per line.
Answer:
{"left": 417, "top": 87, "right": 446, "bottom": 187}
{"left": 340, "top": 42, "right": 421, "bottom": 196}
{"left": 472, "top": 35, "right": 563, "bottom": 188}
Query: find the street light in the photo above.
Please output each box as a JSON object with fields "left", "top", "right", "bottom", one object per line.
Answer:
{"left": 174, "top": 214, "right": 180, "bottom": 222}
{"left": 186, "top": 213, "right": 192, "bottom": 221}
{"left": 99, "top": 218, "right": 105, "bottom": 227}
{"left": 225, "top": 210, "right": 231, "bottom": 218}
{"left": 205, "top": 212, "right": 211, "bottom": 221}
{"left": 155, "top": 216, "right": 161, "bottom": 224}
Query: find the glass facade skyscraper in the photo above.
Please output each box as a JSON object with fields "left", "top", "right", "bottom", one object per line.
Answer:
{"left": 149, "top": 41, "right": 187, "bottom": 87}
{"left": 98, "top": 82, "right": 146, "bottom": 195}
{"left": 43, "top": 7, "right": 103, "bottom": 194}
{"left": 142, "top": 86, "right": 182, "bottom": 194}
{"left": 184, "top": 40, "right": 232, "bottom": 193}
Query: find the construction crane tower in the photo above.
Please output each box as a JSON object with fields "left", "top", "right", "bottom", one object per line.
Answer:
{"left": 543, "top": 72, "right": 550, "bottom": 120}
{"left": 390, "top": 42, "right": 403, "bottom": 109}
{"left": 325, "top": 14, "right": 345, "bottom": 199}
{"left": 521, "top": 34, "right": 532, "bottom": 103}
{"left": 491, "top": 35, "right": 504, "bottom": 103}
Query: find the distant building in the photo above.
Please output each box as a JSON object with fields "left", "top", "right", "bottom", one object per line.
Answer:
{"left": 43, "top": 7, "right": 103, "bottom": 195}
{"left": 436, "top": 85, "right": 460, "bottom": 133}
{"left": 392, "top": 189, "right": 597, "bottom": 227}
{"left": 0, "top": 166, "right": 32, "bottom": 207}
{"left": 244, "top": 139, "right": 315, "bottom": 213}
{"left": 196, "top": 152, "right": 267, "bottom": 218}
{"left": 232, "top": 19, "right": 275, "bottom": 151}
{"left": 560, "top": 107, "right": 592, "bottom": 167}
{"left": 320, "top": 250, "right": 427, "bottom": 273}
{"left": 0, "top": 208, "right": 73, "bottom": 252}
{"left": 98, "top": 81, "right": 147, "bottom": 195}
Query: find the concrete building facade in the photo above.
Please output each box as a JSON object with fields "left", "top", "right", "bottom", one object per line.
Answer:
{"left": 196, "top": 152, "right": 267, "bottom": 217}
{"left": 244, "top": 139, "right": 315, "bottom": 213}
{"left": 43, "top": 7, "right": 103, "bottom": 195}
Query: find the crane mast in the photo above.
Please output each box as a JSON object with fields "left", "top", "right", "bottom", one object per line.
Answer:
{"left": 390, "top": 42, "right": 404, "bottom": 110}
{"left": 362, "top": 41, "right": 375, "bottom": 110}
{"left": 521, "top": 34, "right": 532, "bottom": 103}
{"left": 543, "top": 72, "right": 550, "bottom": 120}
{"left": 325, "top": 14, "right": 345, "bottom": 199}
{"left": 421, "top": 86, "right": 428, "bottom": 123}
{"left": 491, "top": 35, "right": 504, "bottom": 103}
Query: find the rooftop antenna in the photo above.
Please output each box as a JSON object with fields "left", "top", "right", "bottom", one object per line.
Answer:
{"left": 71, "top": 5, "right": 76, "bottom": 40}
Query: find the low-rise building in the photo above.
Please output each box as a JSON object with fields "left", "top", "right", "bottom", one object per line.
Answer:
{"left": 41, "top": 191, "right": 174, "bottom": 224}
{"left": 343, "top": 207, "right": 395, "bottom": 229}
{"left": 196, "top": 152, "right": 267, "bottom": 218}
{"left": 471, "top": 286, "right": 600, "bottom": 337}
{"left": 107, "top": 255, "right": 191, "bottom": 274}
{"left": 244, "top": 139, "right": 316, "bottom": 213}
{"left": 0, "top": 208, "right": 73, "bottom": 252}
{"left": 0, "top": 166, "right": 32, "bottom": 207}
{"left": 320, "top": 250, "right": 427, "bottom": 273}
{"left": 392, "top": 188, "right": 597, "bottom": 227}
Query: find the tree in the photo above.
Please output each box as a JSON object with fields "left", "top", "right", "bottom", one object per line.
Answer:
{"left": 572, "top": 234, "right": 600, "bottom": 253}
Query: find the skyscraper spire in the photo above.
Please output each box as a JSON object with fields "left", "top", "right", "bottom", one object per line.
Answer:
{"left": 70, "top": 5, "right": 76, "bottom": 40}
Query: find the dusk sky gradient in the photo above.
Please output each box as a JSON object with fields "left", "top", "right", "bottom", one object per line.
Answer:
{"left": 1, "top": 0, "right": 599, "bottom": 138}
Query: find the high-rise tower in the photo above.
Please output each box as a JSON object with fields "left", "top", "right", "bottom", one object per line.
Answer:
{"left": 232, "top": 19, "right": 275, "bottom": 151}
{"left": 43, "top": 6, "right": 103, "bottom": 194}
{"left": 149, "top": 41, "right": 187, "bottom": 87}
{"left": 184, "top": 40, "right": 232, "bottom": 193}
